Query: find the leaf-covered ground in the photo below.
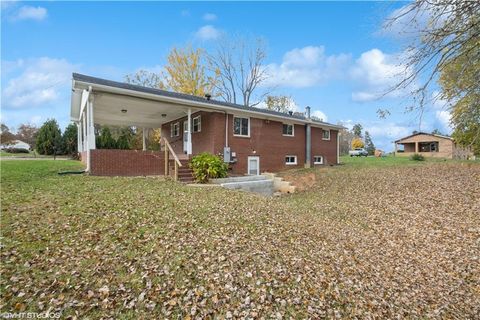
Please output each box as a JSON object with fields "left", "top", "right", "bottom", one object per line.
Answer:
{"left": 1, "top": 160, "right": 479, "bottom": 319}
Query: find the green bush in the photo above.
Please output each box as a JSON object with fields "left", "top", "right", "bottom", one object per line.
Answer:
{"left": 410, "top": 153, "right": 425, "bottom": 161}
{"left": 189, "top": 152, "right": 228, "bottom": 183}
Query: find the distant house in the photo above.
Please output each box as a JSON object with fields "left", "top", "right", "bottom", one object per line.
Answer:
{"left": 0, "top": 140, "right": 31, "bottom": 150}
{"left": 394, "top": 132, "right": 472, "bottom": 159}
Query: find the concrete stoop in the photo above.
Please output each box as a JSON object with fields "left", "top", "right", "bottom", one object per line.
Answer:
{"left": 262, "top": 173, "right": 296, "bottom": 194}
{"left": 210, "top": 173, "right": 296, "bottom": 196}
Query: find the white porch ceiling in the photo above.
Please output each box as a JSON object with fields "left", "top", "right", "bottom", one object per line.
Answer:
{"left": 92, "top": 92, "right": 202, "bottom": 128}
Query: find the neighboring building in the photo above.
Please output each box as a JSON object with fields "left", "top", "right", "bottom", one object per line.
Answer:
{"left": 70, "top": 73, "right": 343, "bottom": 177}
{"left": 0, "top": 140, "right": 31, "bottom": 150}
{"left": 394, "top": 132, "right": 472, "bottom": 159}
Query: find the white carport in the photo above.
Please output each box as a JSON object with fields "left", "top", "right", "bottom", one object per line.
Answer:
{"left": 71, "top": 79, "right": 202, "bottom": 172}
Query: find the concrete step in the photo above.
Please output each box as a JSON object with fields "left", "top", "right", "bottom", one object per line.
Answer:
{"left": 210, "top": 175, "right": 269, "bottom": 184}
{"left": 220, "top": 179, "right": 274, "bottom": 196}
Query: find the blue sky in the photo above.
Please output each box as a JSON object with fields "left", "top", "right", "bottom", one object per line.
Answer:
{"left": 1, "top": 1, "right": 451, "bottom": 151}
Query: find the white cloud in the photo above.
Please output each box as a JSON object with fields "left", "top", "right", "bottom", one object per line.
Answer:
{"left": 203, "top": 13, "right": 217, "bottom": 21}
{"left": 435, "top": 110, "right": 452, "bottom": 132}
{"left": 14, "top": 5, "right": 47, "bottom": 21}
{"left": 2, "top": 57, "right": 77, "bottom": 109}
{"left": 264, "top": 46, "right": 351, "bottom": 88}
{"left": 194, "top": 25, "right": 221, "bottom": 41}
{"left": 349, "top": 49, "right": 411, "bottom": 102}
{"left": 312, "top": 110, "right": 328, "bottom": 122}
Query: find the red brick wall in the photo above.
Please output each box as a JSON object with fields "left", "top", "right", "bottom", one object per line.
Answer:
{"left": 311, "top": 128, "right": 338, "bottom": 165}
{"left": 160, "top": 111, "right": 338, "bottom": 174}
{"left": 89, "top": 149, "right": 164, "bottom": 176}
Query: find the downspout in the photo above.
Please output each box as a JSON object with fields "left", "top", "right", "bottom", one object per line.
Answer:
{"left": 86, "top": 86, "right": 92, "bottom": 173}
{"left": 225, "top": 112, "right": 229, "bottom": 148}
{"left": 305, "top": 106, "right": 311, "bottom": 168}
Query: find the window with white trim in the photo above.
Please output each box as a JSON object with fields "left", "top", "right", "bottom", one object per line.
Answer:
{"left": 282, "top": 124, "right": 294, "bottom": 136}
{"left": 171, "top": 122, "right": 179, "bottom": 137}
{"left": 233, "top": 116, "right": 250, "bottom": 137}
{"left": 314, "top": 156, "right": 324, "bottom": 164}
{"left": 285, "top": 155, "right": 297, "bottom": 165}
{"left": 192, "top": 116, "right": 201, "bottom": 133}
{"left": 322, "top": 129, "right": 330, "bottom": 140}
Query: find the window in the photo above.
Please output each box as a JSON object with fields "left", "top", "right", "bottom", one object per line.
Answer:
{"left": 314, "top": 156, "right": 324, "bottom": 164}
{"left": 285, "top": 155, "right": 297, "bottom": 165}
{"left": 282, "top": 124, "right": 294, "bottom": 136}
{"left": 322, "top": 129, "right": 330, "bottom": 140}
{"left": 233, "top": 116, "right": 250, "bottom": 137}
{"left": 193, "top": 116, "right": 201, "bottom": 133}
{"left": 171, "top": 122, "right": 179, "bottom": 137}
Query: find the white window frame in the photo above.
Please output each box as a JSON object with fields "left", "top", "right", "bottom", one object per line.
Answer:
{"left": 282, "top": 123, "right": 294, "bottom": 137}
{"left": 285, "top": 155, "right": 297, "bottom": 165}
{"left": 314, "top": 155, "right": 324, "bottom": 165}
{"left": 192, "top": 116, "right": 201, "bottom": 133}
{"left": 171, "top": 122, "right": 179, "bottom": 137}
{"left": 233, "top": 116, "right": 250, "bottom": 137}
{"left": 322, "top": 129, "right": 330, "bottom": 140}
{"left": 247, "top": 156, "right": 260, "bottom": 175}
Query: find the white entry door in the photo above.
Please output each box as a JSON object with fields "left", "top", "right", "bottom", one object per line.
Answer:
{"left": 247, "top": 156, "right": 260, "bottom": 175}
{"left": 183, "top": 120, "right": 188, "bottom": 154}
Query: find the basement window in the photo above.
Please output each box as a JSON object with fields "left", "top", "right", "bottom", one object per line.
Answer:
{"left": 285, "top": 155, "right": 297, "bottom": 165}
{"left": 314, "top": 156, "right": 324, "bottom": 164}
{"left": 171, "top": 122, "right": 179, "bottom": 137}
{"left": 282, "top": 124, "right": 294, "bottom": 136}
{"left": 233, "top": 116, "right": 250, "bottom": 137}
{"left": 193, "top": 116, "right": 201, "bottom": 133}
{"left": 322, "top": 129, "right": 330, "bottom": 140}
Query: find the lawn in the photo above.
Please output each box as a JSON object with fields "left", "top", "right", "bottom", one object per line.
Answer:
{"left": 1, "top": 159, "right": 479, "bottom": 318}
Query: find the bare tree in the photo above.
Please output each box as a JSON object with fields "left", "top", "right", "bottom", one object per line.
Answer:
{"left": 384, "top": 1, "right": 479, "bottom": 121}
{"left": 208, "top": 36, "right": 270, "bottom": 107}
{"left": 125, "top": 70, "right": 163, "bottom": 88}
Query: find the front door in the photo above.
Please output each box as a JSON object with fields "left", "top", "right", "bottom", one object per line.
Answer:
{"left": 183, "top": 120, "right": 188, "bottom": 154}
{"left": 247, "top": 156, "right": 260, "bottom": 175}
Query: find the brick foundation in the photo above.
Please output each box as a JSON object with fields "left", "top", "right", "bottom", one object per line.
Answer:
{"left": 89, "top": 149, "right": 165, "bottom": 176}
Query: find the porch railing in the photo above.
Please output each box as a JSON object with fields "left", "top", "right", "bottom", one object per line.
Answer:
{"left": 161, "top": 137, "right": 182, "bottom": 181}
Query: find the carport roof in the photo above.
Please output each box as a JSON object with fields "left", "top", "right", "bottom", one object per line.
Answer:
{"left": 71, "top": 73, "right": 344, "bottom": 130}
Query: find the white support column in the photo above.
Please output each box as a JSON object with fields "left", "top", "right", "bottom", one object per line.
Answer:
{"left": 85, "top": 103, "right": 91, "bottom": 172}
{"left": 82, "top": 110, "right": 87, "bottom": 152}
{"left": 88, "top": 98, "right": 96, "bottom": 150}
{"left": 187, "top": 108, "right": 192, "bottom": 155}
{"left": 77, "top": 122, "right": 82, "bottom": 153}
{"left": 142, "top": 128, "right": 147, "bottom": 151}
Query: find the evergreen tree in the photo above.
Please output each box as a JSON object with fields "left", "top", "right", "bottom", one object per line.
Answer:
{"left": 116, "top": 127, "right": 135, "bottom": 150}
{"left": 36, "top": 119, "right": 62, "bottom": 155}
{"left": 352, "top": 123, "right": 363, "bottom": 138}
{"left": 62, "top": 123, "right": 78, "bottom": 156}
{"left": 364, "top": 131, "right": 375, "bottom": 155}
{"left": 96, "top": 127, "right": 116, "bottom": 149}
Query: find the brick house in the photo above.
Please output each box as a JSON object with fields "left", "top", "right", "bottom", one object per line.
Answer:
{"left": 394, "top": 132, "right": 472, "bottom": 159}
{"left": 71, "top": 73, "right": 343, "bottom": 177}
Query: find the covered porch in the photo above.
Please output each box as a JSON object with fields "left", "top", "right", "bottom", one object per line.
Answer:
{"left": 71, "top": 84, "right": 200, "bottom": 180}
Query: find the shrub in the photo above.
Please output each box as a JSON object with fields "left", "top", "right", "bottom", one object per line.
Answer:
{"left": 410, "top": 153, "right": 425, "bottom": 161}
{"left": 36, "top": 119, "right": 63, "bottom": 155}
{"left": 189, "top": 152, "right": 228, "bottom": 183}
{"left": 351, "top": 137, "right": 365, "bottom": 149}
{"left": 4, "top": 148, "right": 29, "bottom": 154}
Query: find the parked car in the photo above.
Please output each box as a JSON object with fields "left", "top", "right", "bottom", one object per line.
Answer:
{"left": 349, "top": 148, "right": 368, "bottom": 157}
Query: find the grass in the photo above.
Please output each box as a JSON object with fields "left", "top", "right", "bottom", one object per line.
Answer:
{"left": 0, "top": 151, "right": 69, "bottom": 159}
{"left": 1, "top": 159, "right": 479, "bottom": 318}
{"left": 339, "top": 154, "right": 453, "bottom": 167}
